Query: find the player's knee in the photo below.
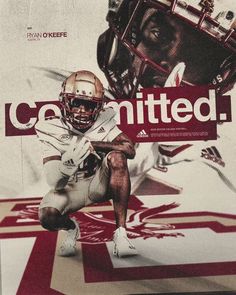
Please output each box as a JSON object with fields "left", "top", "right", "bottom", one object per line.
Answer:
{"left": 39, "top": 207, "right": 61, "bottom": 231}
{"left": 107, "top": 151, "right": 128, "bottom": 171}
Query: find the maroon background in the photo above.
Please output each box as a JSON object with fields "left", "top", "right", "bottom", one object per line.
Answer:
{"left": 5, "top": 86, "right": 231, "bottom": 142}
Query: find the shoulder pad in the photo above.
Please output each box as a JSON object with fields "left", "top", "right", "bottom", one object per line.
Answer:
{"left": 85, "top": 107, "right": 118, "bottom": 140}
{"left": 35, "top": 116, "right": 63, "bottom": 134}
{"left": 99, "top": 107, "right": 116, "bottom": 120}
{"left": 35, "top": 117, "right": 72, "bottom": 146}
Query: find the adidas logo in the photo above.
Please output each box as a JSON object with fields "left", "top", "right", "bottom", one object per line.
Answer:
{"left": 64, "top": 159, "right": 76, "bottom": 167}
{"left": 201, "top": 146, "right": 225, "bottom": 167}
{"left": 137, "top": 129, "right": 148, "bottom": 138}
{"left": 98, "top": 127, "right": 105, "bottom": 133}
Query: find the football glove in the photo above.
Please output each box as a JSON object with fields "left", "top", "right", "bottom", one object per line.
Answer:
{"left": 59, "top": 136, "right": 94, "bottom": 176}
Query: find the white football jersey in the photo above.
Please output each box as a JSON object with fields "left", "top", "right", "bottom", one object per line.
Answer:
{"left": 35, "top": 107, "right": 122, "bottom": 178}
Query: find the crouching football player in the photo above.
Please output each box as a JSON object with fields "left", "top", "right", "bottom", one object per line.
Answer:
{"left": 35, "top": 70, "right": 137, "bottom": 258}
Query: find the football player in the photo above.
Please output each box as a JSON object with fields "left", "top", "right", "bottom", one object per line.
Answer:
{"left": 97, "top": 0, "right": 236, "bottom": 192}
{"left": 98, "top": 0, "right": 235, "bottom": 97}
{"left": 35, "top": 70, "right": 138, "bottom": 258}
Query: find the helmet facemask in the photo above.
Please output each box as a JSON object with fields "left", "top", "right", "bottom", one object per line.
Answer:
{"left": 98, "top": 0, "right": 236, "bottom": 97}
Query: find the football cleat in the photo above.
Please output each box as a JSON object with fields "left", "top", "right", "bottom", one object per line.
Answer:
{"left": 58, "top": 218, "right": 80, "bottom": 257}
{"left": 113, "top": 227, "right": 138, "bottom": 258}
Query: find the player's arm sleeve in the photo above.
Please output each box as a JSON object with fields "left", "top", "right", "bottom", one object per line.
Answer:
{"left": 105, "top": 121, "right": 123, "bottom": 141}
{"left": 40, "top": 141, "right": 69, "bottom": 191}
